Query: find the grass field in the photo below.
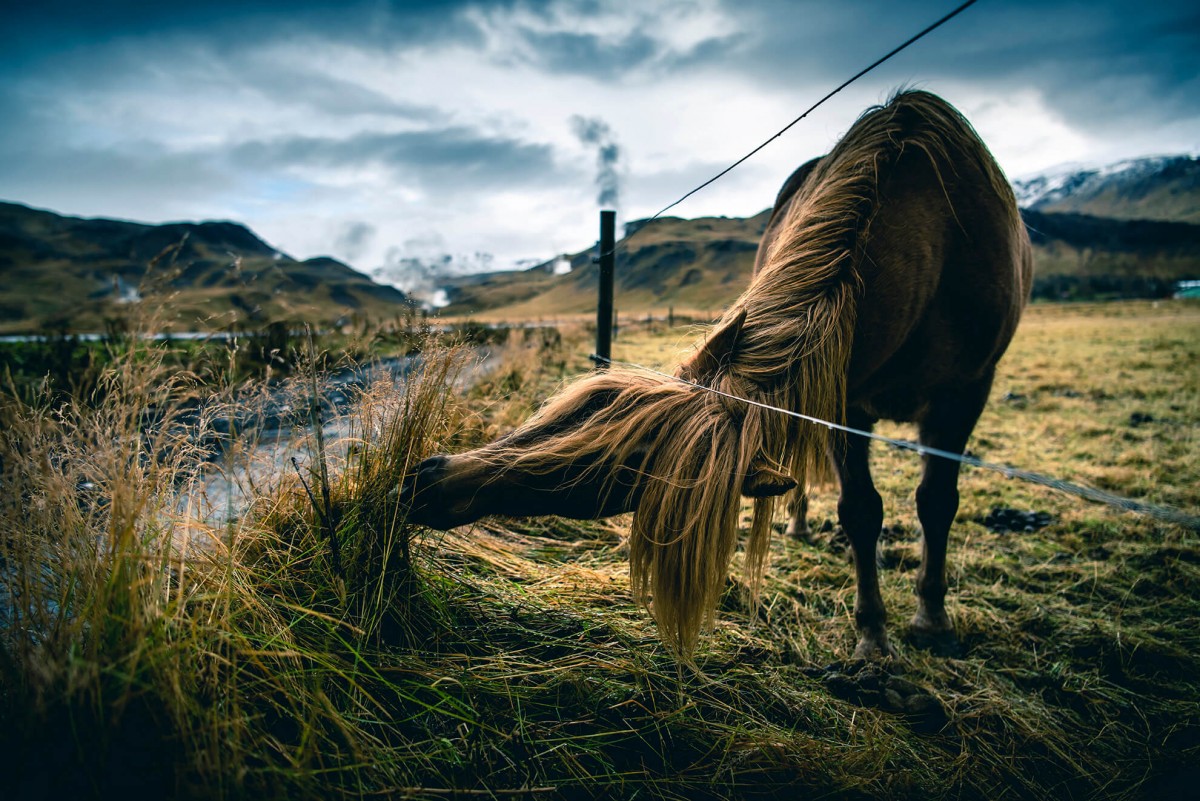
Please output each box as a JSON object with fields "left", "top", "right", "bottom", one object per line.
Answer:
{"left": 1, "top": 300, "right": 1197, "bottom": 800}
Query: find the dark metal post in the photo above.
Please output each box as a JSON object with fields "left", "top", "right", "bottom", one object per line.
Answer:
{"left": 595, "top": 209, "right": 616, "bottom": 368}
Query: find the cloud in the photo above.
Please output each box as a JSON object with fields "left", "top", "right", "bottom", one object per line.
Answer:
{"left": 332, "top": 221, "right": 377, "bottom": 263}
{"left": 721, "top": 0, "right": 1200, "bottom": 136}
{"left": 233, "top": 58, "right": 445, "bottom": 121}
{"left": 473, "top": 0, "right": 744, "bottom": 81}
{"left": 505, "top": 26, "right": 744, "bottom": 81}
{"left": 0, "top": 1, "right": 493, "bottom": 62}
{"left": 511, "top": 29, "right": 662, "bottom": 78}
{"left": 227, "top": 126, "right": 563, "bottom": 191}
{"left": 0, "top": 144, "right": 240, "bottom": 221}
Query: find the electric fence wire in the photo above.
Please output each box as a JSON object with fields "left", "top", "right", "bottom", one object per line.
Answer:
{"left": 600, "top": 0, "right": 979, "bottom": 262}
{"left": 589, "top": 354, "right": 1200, "bottom": 530}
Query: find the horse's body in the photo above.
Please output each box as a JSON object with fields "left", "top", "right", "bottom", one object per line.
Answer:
{"left": 403, "top": 91, "right": 1032, "bottom": 658}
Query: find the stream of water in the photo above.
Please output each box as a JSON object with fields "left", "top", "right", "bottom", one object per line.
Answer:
{"left": 195, "top": 348, "right": 497, "bottom": 522}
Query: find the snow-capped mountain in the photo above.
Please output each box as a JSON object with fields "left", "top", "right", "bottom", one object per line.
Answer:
{"left": 1012, "top": 155, "right": 1199, "bottom": 223}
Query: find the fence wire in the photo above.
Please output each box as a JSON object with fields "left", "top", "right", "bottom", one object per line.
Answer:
{"left": 590, "top": 354, "right": 1200, "bottom": 531}
{"left": 602, "top": 0, "right": 978, "bottom": 261}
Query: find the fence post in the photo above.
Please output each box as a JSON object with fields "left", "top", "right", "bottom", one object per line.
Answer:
{"left": 595, "top": 209, "right": 616, "bottom": 369}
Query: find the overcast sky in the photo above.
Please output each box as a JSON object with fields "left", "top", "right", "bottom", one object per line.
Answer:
{"left": 1, "top": 0, "right": 1197, "bottom": 288}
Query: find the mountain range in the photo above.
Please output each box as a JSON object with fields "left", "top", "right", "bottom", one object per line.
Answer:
{"left": 0, "top": 202, "right": 410, "bottom": 334}
{"left": 1, "top": 155, "right": 1197, "bottom": 332}
{"left": 1012, "top": 155, "right": 1199, "bottom": 223}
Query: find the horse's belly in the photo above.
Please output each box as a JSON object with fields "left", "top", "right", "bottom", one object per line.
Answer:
{"left": 846, "top": 317, "right": 1003, "bottom": 424}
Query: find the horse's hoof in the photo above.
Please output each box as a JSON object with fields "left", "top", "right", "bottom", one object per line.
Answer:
{"left": 907, "top": 626, "right": 963, "bottom": 658}
{"left": 785, "top": 520, "right": 811, "bottom": 542}
{"left": 852, "top": 633, "right": 898, "bottom": 661}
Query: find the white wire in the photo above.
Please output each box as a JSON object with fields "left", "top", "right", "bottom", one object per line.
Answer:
{"left": 590, "top": 354, "right": 1200, "bottom": 530}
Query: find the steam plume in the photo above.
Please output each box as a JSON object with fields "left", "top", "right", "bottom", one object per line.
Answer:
{"left": 570, "top": 115, "right": 621, "bottom": 209}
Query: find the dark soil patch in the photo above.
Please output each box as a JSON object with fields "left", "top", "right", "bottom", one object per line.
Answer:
{"left": 979, "top": 507, "right": 1055, "bottom": 533}
{"left": 801, "top": 661, "right": 950, "bottom": 734}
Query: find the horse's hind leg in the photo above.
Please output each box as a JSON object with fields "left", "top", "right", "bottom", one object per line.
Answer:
{"left": 833, "top": 409, "right": 893, "bottom": 659}
{"left": 911, "top": 373, "right": 994, "bottom": 653}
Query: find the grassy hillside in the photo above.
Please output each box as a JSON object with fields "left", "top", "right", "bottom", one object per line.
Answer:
{"left": 439, "top": 213, "right": 768, "bottom": 319}
{"left": 0, "top": 202, "right": 412, "bottom": 334}
{"left": 439, "top": 208, "right": 1200, "bottom": 319}
{"left": 1, "top": 300, "right": 1197, "bottom": 799}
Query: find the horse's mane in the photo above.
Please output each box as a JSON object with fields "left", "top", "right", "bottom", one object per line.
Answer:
{"left": 477, "top": 90, "right": 1015, "bottom": 656}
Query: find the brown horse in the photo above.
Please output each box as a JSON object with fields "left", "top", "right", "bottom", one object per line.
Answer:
{"left": 402, "top": 91, "right": 1032, "bottom": 659}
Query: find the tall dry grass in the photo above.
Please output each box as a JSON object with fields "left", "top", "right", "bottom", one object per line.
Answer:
{"left": 0, "top": 330, "right": 476, "bottom": 798}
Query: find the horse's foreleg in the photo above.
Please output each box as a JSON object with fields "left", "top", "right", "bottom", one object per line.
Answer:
{"left": 785, "top": 491, "right": 809, "bottom": 540}
{"left": 911, "top": 374, "right": 994, "bottom": 652}
{"left": 834, "top": 410, "right": 893, "bottom": 659}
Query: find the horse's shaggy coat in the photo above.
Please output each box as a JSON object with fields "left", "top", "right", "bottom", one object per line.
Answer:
{"left": 404, "top": 91, "right": 1032, "bottom": 658}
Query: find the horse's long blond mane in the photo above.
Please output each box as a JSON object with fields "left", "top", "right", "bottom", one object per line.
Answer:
{"left": 477, "top": 91, "right": 1013, "bottom": 656}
